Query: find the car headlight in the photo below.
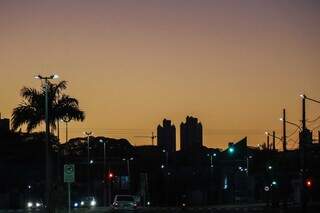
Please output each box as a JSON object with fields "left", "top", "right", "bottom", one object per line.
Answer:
{"left": 27, "top": 202, "right": 33, "bottom": 208}
{"left": 80, "top": 201, "right": 84, "bottom": 206}
{"left": 35, "top": 202, "right": 41, "bottom": 207}
{"left": 90, "top": 200, "right": 96, "bottom": 206}
{"left": 74, "top": 202, "right": 79, "bottom": 207}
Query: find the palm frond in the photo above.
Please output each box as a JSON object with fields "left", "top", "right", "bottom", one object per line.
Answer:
{"left": 12, "top": 80, "right": 85, "bottom": 132}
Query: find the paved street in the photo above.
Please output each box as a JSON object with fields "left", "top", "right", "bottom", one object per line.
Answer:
{"left": 3, "top": 203, "right": 319, "bottom": 213}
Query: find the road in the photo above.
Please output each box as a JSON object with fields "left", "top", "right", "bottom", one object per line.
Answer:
{"left": 2, "top": 203, "right": 320, "bottom": 213}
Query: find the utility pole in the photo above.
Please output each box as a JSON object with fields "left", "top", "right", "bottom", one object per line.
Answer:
{"left": 300, "top": 95, "right": 307, "bottom": 211}
{"left": 282, "top": 109, "right": 287, "bottom": 152}
{"left": 272, "top": 131, "right": 276, "bottom": 151}
{"left": 267, "top": 135, "right": 270, "bottom": 150}
{"left": 302, "top": 97, "right": 306, "bottom": 132}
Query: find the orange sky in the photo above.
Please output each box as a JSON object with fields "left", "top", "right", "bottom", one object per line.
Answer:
{"left": 1, "top": 0, "right": 320, "bottom": 149}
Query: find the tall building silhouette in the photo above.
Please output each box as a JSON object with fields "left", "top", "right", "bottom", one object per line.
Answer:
{"left": 180, "top": 116, "right": 203, "bottom": 151}
{"left": 157, "top": 119, "right": 176, "bottom": 153}
{"left": 0, "top": 116, "right": 10, "bottom": 134}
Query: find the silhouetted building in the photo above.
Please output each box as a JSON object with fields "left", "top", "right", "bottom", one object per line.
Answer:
{"left": 180, "top": 116, "right": 202, "bottom": 151}
{"left": 157, "top": 119, "right": 176, "bottom": 153}
{"left": 0, "top": 117, "right": 10, "bottom": 134}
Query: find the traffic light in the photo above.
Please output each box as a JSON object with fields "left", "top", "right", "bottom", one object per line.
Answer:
{"left": 228, "top": 147, "right": 235, "bottom": 154}
{"left": 106, "top": 172, "right": 114, "bottom": 180}
{"left": 108, "top": 172, "right": 114, "bottom": 179}
{"left": 305, "top": 178, "right": 313, "bottom": 189}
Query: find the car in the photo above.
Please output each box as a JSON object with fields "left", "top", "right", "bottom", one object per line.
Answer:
{"left": 26, "top": 200, "right": 44, "bottom": 210}
{"left": 112, "top": 195, "right": 137, "bottom": 212}
{"left": 73, "top": 196, "right": 97, "bottom": 208}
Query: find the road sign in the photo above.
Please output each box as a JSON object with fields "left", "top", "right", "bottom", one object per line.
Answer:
{"left": 64, "top": 164, "right": 75, "bottom": 183}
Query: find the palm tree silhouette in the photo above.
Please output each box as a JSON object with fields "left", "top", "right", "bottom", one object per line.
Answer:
{"left": 11, "top": 80, "right": 85, "bottom": 132}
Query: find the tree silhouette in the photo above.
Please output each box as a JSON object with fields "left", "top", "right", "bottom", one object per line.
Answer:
{"left": 11, "top": 80, "right": 85, "bottom": 132}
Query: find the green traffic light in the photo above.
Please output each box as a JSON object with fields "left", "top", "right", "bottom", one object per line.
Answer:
{"left": 228, "top": 147, "right": 235, "bottom": 154}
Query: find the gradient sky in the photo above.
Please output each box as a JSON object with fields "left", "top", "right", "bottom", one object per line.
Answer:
{"left": 1, "top": 0, "right": 320, "bottom": 149}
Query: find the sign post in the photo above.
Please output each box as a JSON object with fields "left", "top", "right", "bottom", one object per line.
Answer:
{"left": 64, "top": 164, "right": 75, "bottom": 213}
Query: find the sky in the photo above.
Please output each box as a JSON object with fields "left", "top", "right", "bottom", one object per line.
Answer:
{"left": 1, "top": 0, "right": 320, "bottom": 149}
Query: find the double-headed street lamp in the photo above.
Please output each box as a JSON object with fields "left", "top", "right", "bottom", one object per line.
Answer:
{"left": 84, "top": 131, "right": 93, "bottom": 196}
{"left": 35, "top": 74, "right": 59, "bottom": 211}
{"left": 62, "top": 115, "right": 72, "bottom": 143}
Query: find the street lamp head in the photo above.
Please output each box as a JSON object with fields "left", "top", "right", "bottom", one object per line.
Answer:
{"left": 279, "top": 118, "right": 283, "bottom": 121}
{"left": 265, "top": 131, "right": 269, "bottom": 135}
{"left": 300, "top": 94, "right": 306, "bottom": 99}
{"left": 34, "top": 75, "right": 41, "bottom": 79}
{"left": 52, "top": 74, "right": 59, "bottom": 79}
{"left": 99, "top": 139, "right": 104, "bottom": 143}
{"left": 130, "top": 157, "right": 134, "bottom": 160}
{"left": 84, "top": 131, "right": 92, "bottom": 136}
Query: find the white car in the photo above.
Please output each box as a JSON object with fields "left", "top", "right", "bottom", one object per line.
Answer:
{"left": 112, "top": 195, "right": 137, "bottom": 212}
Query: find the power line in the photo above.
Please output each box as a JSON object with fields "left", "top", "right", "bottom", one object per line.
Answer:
{"left": 306, "top": 114, "right": 320, "bottom": 123}
{"left": 311, "top": 124, "right": 320, "bottom": 131}
{"left": 286, "top": 127, "right": 300, "bottom": 138}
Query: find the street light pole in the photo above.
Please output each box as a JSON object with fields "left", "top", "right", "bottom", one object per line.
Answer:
{"left": 123, "top": 157, "right": 134, "bottom": 192}
{"left": 62, "top": 116, "right": 71, "bottom": 143}
{"left": 280, "top": 118, "right": 302, "bottom": 131}
{"left": 282, "top": 109, "right": 287, "bottom": 152}
{"left": 300, "top": 94, "right": 307, "bottom": 210}
{"left": 99, "top": 139, "right": 107, "bottom": 207}
{"left": 265, "top": 132, "right": 281, "bottom": 151}
{"left": 35, "top": 74, "right": 58, "bottom": 212}
{"left": 162, "top": 149, "right": 169, "bottom": 167}
{"left": 84, "top": 131, "right": 92, "bottom": 197}
{"left": 272, "top": 131, "right": 276, "bottom": 151}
